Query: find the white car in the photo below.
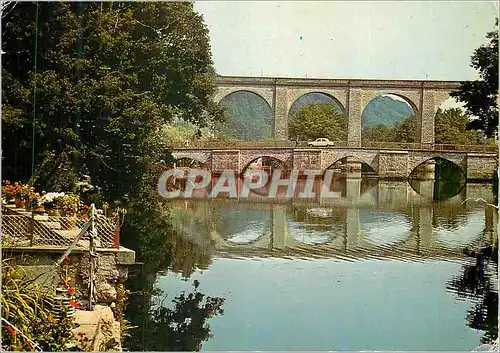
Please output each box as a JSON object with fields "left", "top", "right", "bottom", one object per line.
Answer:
{"left": 307, "top": 138, "right": 335, "bottom": 147}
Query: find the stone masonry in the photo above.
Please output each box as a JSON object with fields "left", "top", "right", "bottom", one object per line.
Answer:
{"left": 171, "top": 147, "right": 498, "bottom": 180}
{"left": 214, "top": 76, "right": 461, "bottom": 145}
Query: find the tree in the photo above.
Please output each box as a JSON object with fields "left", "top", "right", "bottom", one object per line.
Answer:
{"left": 216, "top": 92, "right": 273, "bottom": 141}
{"left": 362, "top": 115, "right": 416, "bottom": 143}
{"left": 2, "top": 2, "right": 221, "bottom": 200}
{"left": 362, "top": 124, "right": 393, "bottom": 142}
{"left": 450, "top": 19, "right": 498, "bottom": 137}
{"left": 289, "top": 102, "right": 348, "bottom": 141}
{"left": 434, "top": 108, "right": 486, "bottom": 145}
{"left": 392, "top": 116, "right": 417, "bottom": 143}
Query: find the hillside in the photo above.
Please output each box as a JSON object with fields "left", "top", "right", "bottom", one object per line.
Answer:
{"left": 218, "top": 92, "right": 414, "bottom": 140}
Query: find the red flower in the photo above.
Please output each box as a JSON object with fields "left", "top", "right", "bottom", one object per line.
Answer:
{"left": 64, "top": 255, "right": 71, "bottom": 262}
{"left": 67, "top": 287, "right": 76, "bottom": 295}
{"left": 81, "top": 214, "right": 89, "bottom": 220}
{"left": 69, "top": 300, "right": 79, "bottom": 309}
{"left": 6, "top": 323, "right": 16, "bottom": 336}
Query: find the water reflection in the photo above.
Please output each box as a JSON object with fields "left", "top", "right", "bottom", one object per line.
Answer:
{"left": 409, "top": 158, "right": 467, "bottom": 201}
{"left": 447, "top": 242, "right": 498, "bottom": 344}
{"left": 125, "top": 179, "right": 498, "bottom": 351}
{"left": 167, "top": 181, "right": 496, "bottom": 260}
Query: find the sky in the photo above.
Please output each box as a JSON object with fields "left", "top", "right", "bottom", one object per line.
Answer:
{"left": 194, "top": 1, "right": 498, "bottom": 81}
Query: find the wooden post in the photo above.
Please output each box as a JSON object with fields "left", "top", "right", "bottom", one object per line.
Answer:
{"left": 88, "top": 204, "right": 97, "bottom": 310}
{"left": 113, "top": 212, "right": 120, "bottom": 249}
{"left": 29, "top": 210, "right": 34, "bottom": 246}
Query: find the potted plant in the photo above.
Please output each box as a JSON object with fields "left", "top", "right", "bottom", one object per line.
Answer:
{"left": 2, "top": 180, "right": 16, "bottom": 204}
{"left": 26, "top": 192, "right": 42, "bottom": 212}
{"left": 13, "top": 183, "right": 33, "bottom": 209}
{"left": 56, "top": 193, "right": 81, "bottom": 230}
{"left": 40, "top": 192, "right": 65, "bottom": 216}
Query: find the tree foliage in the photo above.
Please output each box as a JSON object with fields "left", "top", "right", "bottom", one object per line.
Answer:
{"left": 434, "top": 108, "right": 488, "bottom": 145}
{"left": 216, "top": 92, "right": 273, "bottom": 141}
{"left": 2, "top": 2, "right": 221, "bottom": 200}
{"left": 362, "top": 116, "right": 416, "bottom": 143}
{"left": 289, "top": 102, "right": 348, "bottom": 141}
{"left": 450, "top": 19, "right": 498, "bottom": 137}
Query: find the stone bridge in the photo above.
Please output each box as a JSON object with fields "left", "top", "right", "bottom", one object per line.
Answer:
{"left": 170, "top": 147, "right": 497, "bottom": 180}
{"left": 214, "top": 76, "right": 461, "bottom": 144}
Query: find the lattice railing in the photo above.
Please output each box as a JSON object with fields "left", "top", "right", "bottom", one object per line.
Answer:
{"left": 1, "top": 214, "right": 118, "bottom": 249}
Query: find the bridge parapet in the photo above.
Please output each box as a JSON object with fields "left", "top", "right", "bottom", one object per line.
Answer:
{"left": 168, "top": 140, "right": 497, "bottom": 153}
{"left": 169, "top": 146, "right": 498, "bottom": 180}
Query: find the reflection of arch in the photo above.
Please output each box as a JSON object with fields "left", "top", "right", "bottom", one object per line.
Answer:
{"left": 359, "top": 211, "right": 412, "bottom": 247}
{"left": 434, "top": 210, "right": 485, "bottom": 249}
{"left": 240, "top": 154, "right": 292, "bottom": 175}
{"left": 216, "top": 89, "right": 273, "bottom": 110}
{"left": 322, "top": 154, "right": 378, "bottom": 175}
{"left": 408, "top": 156, "right": 466, "bottom": 178}
{"left": 288, "top": 92, "right": 347, "bottom": 116}
{"left": 241, "top": 156, "right": 288, "bottom": 174}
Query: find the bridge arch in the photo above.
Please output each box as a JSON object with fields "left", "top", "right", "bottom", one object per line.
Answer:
{"left": 215, "top": 88, "right": 274, "bottom": 109}
{"left": 216, "top": 90, "right": 274, "bottom": 141}
{"left": 361, "top": 93, "right": 419, "bottom": 143}
{"left": 288, "top": 91, "right": 347, "bottom": 116}
{"left": 321, "top": 151, "right": 379, "bottom": 175}
{"left": 240, "top": 155, "right": 291, "bottom": 175}
{"left": 407, "top": 154, "right": 467, "bottom": 178}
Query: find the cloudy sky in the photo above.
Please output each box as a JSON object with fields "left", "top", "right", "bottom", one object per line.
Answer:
{"left": 194, "top": 1, "right": 498, "bottom": 81}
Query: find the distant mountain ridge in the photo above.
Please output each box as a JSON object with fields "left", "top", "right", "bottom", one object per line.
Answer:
{"left": 290, "top": 93, "right": 414, "bottom": 126}
{"left": 362, "top": 96, "right": 414, "bottom": 126}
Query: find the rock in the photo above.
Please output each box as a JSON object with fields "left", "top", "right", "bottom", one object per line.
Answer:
{"left": 95, "top": 283, "right": 117, "bottom": 303}
{"left": 73, "top": 306, "right": 122, "bottom": 351}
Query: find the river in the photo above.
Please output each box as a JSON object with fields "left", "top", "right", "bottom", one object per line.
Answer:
{"left": 125, "top": 178, "right": 498, "bottom": 351}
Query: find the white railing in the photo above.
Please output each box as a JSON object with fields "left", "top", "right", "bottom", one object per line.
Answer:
{"left": 1, "top": 210, "right": 119, "bottom": 249}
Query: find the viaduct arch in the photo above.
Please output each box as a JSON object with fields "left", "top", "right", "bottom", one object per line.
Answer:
{"left": 214, "top": 76, "right": 458, "bottom": 146}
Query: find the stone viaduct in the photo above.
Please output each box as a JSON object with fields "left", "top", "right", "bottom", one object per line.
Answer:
{"left": 171, "top": 147, "right": 498, "bottom": 180}
{"left": 214, "top": 75, "right": 461, "bottom": 145}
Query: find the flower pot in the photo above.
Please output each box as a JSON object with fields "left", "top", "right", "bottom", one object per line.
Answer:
{"left": 14, "top": 197, "right": 25, "bottom": 209}
{"left": 34, "top": 206, "right": 45, "bottom": 214}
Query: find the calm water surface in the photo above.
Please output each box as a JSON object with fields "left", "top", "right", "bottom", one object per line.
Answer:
{"left": 131, "top": 179, "right": 498, "bottom": 351}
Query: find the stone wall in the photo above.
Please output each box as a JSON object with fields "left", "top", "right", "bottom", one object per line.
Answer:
{"left": 466, "top": 153, "right": 498, "bottom": 180}
{"left": 3, "top": 247, "right": 135, "bottom": 306}
{"left": 292, "top": 150, "right": 322, "bottom": 171}
{"left": 172, "top": 148, "right": 498, "bottom": 180}
{"left": 377, "top": 151, "right": 409, "bottom": 179}
{"left": 212, "top": 150, "right": 240, "bottom": 173}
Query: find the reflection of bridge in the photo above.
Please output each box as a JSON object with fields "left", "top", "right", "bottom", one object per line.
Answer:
{"left": 168, "top": 183, "right": 497, "bottom": 261}
{"left": 171, "top": 146, "right": 497, "bottom": 180}
{"left": 214, "top": 76, "right": 459, "bottom": 144}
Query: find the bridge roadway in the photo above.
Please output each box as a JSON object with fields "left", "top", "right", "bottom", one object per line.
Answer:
{"left": 167, "top": 183, "right": 497, "bottom": 261}
{"left": 169, "top": 142, "right": 498, "bottom": 180}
